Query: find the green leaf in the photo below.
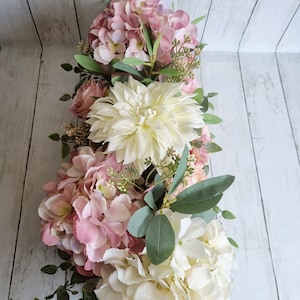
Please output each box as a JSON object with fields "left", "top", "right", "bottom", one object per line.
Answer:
{"left": 213, "top": 205, "right": 220, "bottom": 213}
{"left": 41, "top": 265, "right": 57, "bottom": 275}
{"left": 122, "top": 57, "right": 145, "bottom": 66}
{"left": 56, "top": 286, "right": 69, "bottom": 300}
{"left": 112, "top": 62, "right": 143, "bottom": 78}
{"left": 144, "top": 190, "right": 157, "bottom": 210}
{"left": 45, "top": 294, "right": 55, "bottom": 300}
{"left": 200, "top": 96, "right": 209, "bottom": 112}
{"left": 158, "top": 68, "right": 180, "bottom": 76}
{"left": 59, "top": 94, "right": 72, "bottom": 101}
{"left": 57, "top": 249, "right": 71, "bottom": 261}
{"left": 146, "top": 215, "right": 175, "bottom": 265}
{"left": 48, "top": 133, "right": 60, "bottom": 141}
{"left": 74, "top": 54, "right": 102, "bottom": 73}
{"left": 62, "top": 143, "right": 70, "bottom": 159}
{"left": 222, "top": 210, "right": 236, "bottom": 220}
{"left": 199, "top": 43, "right": 207, "bottom": 50}
{"left": 193, "top": 209, "right": 217, "bottom": 223}
{"left": 170, "top": 175, "right": 235, "bottom": 213}
{"left": 61, "top": 63, "right": 73, "bottom": 71}
{"left": 111, "top": 74, "right": 128, "bottom": 85}
{"left": 61, "top": 134, "right": 69, "bottom": 142}
{"left": 191, "top": 15, "right": 206, "bottom": 25}
{"left": 203, "top": 113, "right": 222, "bottom": 124}
{"left": 142, "top": 25, "right": 153, "bottom": 57}
{"left": 152, "top": 33, "right": 163, "bottom": 58}
{"left": 203, "top": 165, "right": 209, "bottom": 175}
{"left": 128, "top": 206, "right": 154, "bottom": 238}
{"left": 71, "top": 270, "right": 90, "bottom": 285}
{"left": 168, "top": 145, "right": 189, "bottom": 195}
{"left": 59, "top": 262, "right": 72, "bottom": 271}
{"left": 207, "top": 92, "right": 218, "bottom": 98}
{"left": 193, "top": 88, "right": 204, "bottom": 104}
{"left": 152, "top": 178, "right": 165, "bottom": 204}
{"left": 228, "top": 237, "right": 239, "bottom": 248}
{"left": 82, "top": 289, "right": 97, "bottom": 300}
{"left": 205, "top": 142, "right": 222, "bottom": 153}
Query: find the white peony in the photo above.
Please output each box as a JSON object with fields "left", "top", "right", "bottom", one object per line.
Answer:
{"left": 94, "top": 209, "right": 235, "bottom": 300}
{"left": 86, "top": 77, "right": 204, "bottom": 174}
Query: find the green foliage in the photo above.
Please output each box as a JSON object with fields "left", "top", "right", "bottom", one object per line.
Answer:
{"left": 59, "top": 94, "right": 72, "bottom": 101}
{"left": 128, "top": 206, "right": 154, "bottom": 238}
{"left": 48, "top": 133, "right": 60, "bottom": 141}
{"left": 122, "top": 57, "right": 145, "bottom": 66}
{"left": 193, "top": 209, "right": 217, "bottom": 223}
{"left": 158, "top": 68, "right": 180, "bottom": 76}
{"left": 61, "top": 63, "right": 73, "bottom": 72}
{"left": 205, "top": 142, "right": 222, "bottom": 153}
{"left": 222, "top": 210, "right": 236, "bottom": 220}
{"left": 61, "top": 142, "right": 70, "bottom": 159}
{"left": 171, "top": 175, "right": 235, "bottom": 213}
{"left": 228, "top": 237, "right": 239, "bottom": 248}
{"left": 41, "top": 265, "right": 58, "bottom": 275}
{"left": 191, "top": 15, "right": 206, "bottom": 25}
{"left": 113, "top": 61, "right": 143, "bottom": 78}
{"left": 56, "top": 286, "right": 69, "bottom": 300}
{"left": 146, "top": 215, "right": 175, "bottom": 265}
{"left": 74, "top": 54, "right": 102, "bottom": 73}
{"left": 203, "top": 113, "right": 222, "bottom": 124}
{"left": 142, "top": 25, "right": 153, "bottom": 57}
{"left": 168, "top": 145, "right": 189, "bottom": 195}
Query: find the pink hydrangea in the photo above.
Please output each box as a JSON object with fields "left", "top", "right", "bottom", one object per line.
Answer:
{"left": 88, "top": 0, "right": 199, "bottom": 66}
{"left": 70, "top": 79, "right": 109, "bottom": 119}
{"left": 38, "top": 146, "right": 144, "bottom": 276}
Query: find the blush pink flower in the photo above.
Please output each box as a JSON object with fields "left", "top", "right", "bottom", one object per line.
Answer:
{"left": 70, "top": 79, "right": 109, "bottom": 119}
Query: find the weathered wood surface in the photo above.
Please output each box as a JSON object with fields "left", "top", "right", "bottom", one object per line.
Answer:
{"left": 0, "top": 0, "right": 300, "bottom": 299}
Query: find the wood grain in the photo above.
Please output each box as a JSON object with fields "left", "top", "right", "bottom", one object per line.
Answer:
{"left": 201, "top": 0, "right": 257, "bottom": 51}
{"left": 27, "top": 0, "right": 80, "bottom": 46}
{"left": 277, "top": 5, "right": 300, "bottom": 53}
{"left": 0, "top": 0, "right": 38, "bottom": 46}
{"left": 0, "top": 46, "right": 40, "bottom": 298}
{"left": 201, "top": 52, "right": 278, "bottom": 300}
{"left": 240, "top": 53, "right": 300, "bottom": 299}
{"left": 9, "top": 47, "right": 79, "bottom": 300}
{"left": 240, "top": 0, "right": 299, "bottom": 51}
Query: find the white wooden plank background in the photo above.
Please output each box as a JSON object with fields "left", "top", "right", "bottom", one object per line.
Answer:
{"left": 0, "top": 0, "right": 300, "bottom": 299}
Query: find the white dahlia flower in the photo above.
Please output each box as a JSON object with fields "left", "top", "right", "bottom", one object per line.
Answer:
{"left": 86, "top": 77, "right": 204, "bottom": 174}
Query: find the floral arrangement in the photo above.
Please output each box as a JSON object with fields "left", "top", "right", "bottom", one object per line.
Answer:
{"left": 37, "top": 0, "right": 237, "bottom": 299}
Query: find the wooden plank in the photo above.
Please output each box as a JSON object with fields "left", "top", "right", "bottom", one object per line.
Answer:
{"left": 276, "top": 53, "right": 300, "bottom": 160}
{"left": 240, "top": 0, "right": 299, "bottom": 52}
{"left": 0, "top": 0, "right": 38, "bottom": 45}
{"left": 74, "top": 0, "right": 107, "bottom": 40}
{"left": 277, "top": 6, "right": 300, "bottom": 53}
{"left": 28, "top": 0, "right": 80, "bottom": 46}
{"left": 9, "top": 46, "right": 79, "bottom": 300}
{"left": 201, "top": 52, "right": 278, "bottom": 300}
{"left": 201, "top": 0, "right": 257, "bottom": 51}
{"left": 0, "top": 46, "right": 40, "bottom": 298}
{"left": 239, "top": 53, "right": 300, "bottom": 299}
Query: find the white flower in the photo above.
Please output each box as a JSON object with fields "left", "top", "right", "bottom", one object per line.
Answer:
{"left": 86, "top": 77, "right": 204, "bottom": 174}
{"left": 94, "top": 210, "right": 235, "bottom": 300}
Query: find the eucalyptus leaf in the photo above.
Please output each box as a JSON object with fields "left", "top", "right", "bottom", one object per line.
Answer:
{"left": 191, "top": 15, "right": 206, "bottom": 25}
{"left": 207, "top": 92, "right": 218, "bottom": 98}
{"left": 56, "top": 286, "right": 69, "bottom": 300}
{"left": 112, "top": 62, "right": 143, "bottom": 78}
{"left": 193, "top": 209, "right": 217, "bottom": 223}
{"left": 111, "top": 74, "right": 128, "bottom": 85}
{"left": 61, "top": 63, "right": 73, "bottom": 71}
{"left": 168, "top": 145, "right": 189, "bottom": 195}
{"left": 74, "top": 54, "right": 102, "bottom": 73}
{"left": 205, "top": 142, "right": 222, "bottom": 153}
{"left": 71, "top": 270, "right": 90, "bottom": 284}
{"left": 62, "top": 143, "right": 70, "bottom": 159}
{"left": 203, "top": 113, "right": 222, "bottom": 124}
{"left": 144, "top": 191, "right": 157, "bottom": 210}
{"left": 193, "top": 88, "right": 204, "bottom": 104}
{"left": 170, "top": 175, "right": 235, "bottom": 213}
{"left": 146, "top": 215, "right": 175, "bottom": 265}
{"left": 48, "top": 133, "right": 60, "bottom": 141}
{"left": 200, "top": 96, "right": 209, "bottom": 112}
{"left": 158, "top": 68, "right": 180, "bottom": 76}
{"left": 122, "top": 57, "right": 145, "bottom": 66}
{"left": 41, "top": 265, "right": 57, "bottom": 275}
{"left": 222, "top": 210, "right": 236, "bottom": 220}
{"left": 152, "top": 178, "right": 164, "bottom": 204}
{"left": 228, "top": 237, "right": 239, "bottom": 248}
{"left": 59, "top": 94, "right": 71, "bottom": 101}
{"left": 128, "top": 206, "right": 154, "bottom": 237}
{"left": 57, "top": 249, "right": 71, "bottom": 260}
{"left": 59, "top": 262, "right": 72, "bottom": 271}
